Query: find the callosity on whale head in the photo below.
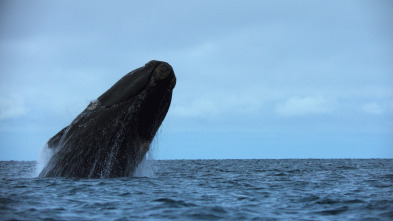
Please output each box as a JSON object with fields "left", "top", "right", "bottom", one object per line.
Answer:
{"left": 39, "top": 60, "right": 176, "bottom": 178}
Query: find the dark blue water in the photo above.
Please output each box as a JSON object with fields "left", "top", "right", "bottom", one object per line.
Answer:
{"left": 1, "top": 159, "right": 392, "bottom": 220}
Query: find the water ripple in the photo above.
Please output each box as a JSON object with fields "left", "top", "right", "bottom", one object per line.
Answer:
{"left": 1, "top": 159, "right": 392, "bottom": 220}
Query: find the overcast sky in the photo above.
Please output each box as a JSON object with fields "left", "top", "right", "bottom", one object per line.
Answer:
{"left": 1, "top": 0, "right": 392, "bottom": 160}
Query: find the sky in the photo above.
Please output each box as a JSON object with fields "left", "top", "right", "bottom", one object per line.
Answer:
{"left": 0, "top": 0, "right": 392, "bottom": 160}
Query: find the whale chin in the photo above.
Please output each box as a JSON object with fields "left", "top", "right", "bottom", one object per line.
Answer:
{"left": 39, "top": 60, "right": 176, "bottom": 178}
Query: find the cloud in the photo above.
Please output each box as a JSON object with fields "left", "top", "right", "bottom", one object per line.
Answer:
{"left": 0, "top": 95, "right": 29, "bottom": 120}
{"left": 171, "top": 93, "right": 263, "bottom": 118}
{"left": 361, "top": 101, "right": 393, "bottom": 115}
{"left": 362, "top": 102, "right": 383, "bottom": 114}
{"left": 276, "top": 96, "right": 333, "bottom": 116}
{"left": 171, "top": 97, "right": 218, "bottom": 118}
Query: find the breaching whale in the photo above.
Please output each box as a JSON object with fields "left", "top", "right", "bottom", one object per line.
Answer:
{"left": 38, "top": 60, "right": 176, "bottom": 178}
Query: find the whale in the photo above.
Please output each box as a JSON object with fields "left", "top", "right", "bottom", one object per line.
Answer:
{"left": 38, "top": 60, "right": 176, "bottom": 178}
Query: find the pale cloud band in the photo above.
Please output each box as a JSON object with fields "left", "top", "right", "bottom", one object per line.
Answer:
{"left": 276, "top": 96, "right": 334, "bottom": 116}
{"left": 0, "top": 95, "right": 29, "bottom": 120}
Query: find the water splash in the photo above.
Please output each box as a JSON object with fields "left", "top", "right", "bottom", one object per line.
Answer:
{"left": 35, "top": 143, "right": 54, "bottom": 177}
{"left": 134, "top": 151, "right": 156, "bottom": 178}
{"left": 133, "top": 127, "right": 162, "bottom": 178}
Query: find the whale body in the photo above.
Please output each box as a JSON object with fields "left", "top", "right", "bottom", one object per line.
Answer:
{"left": 39, "top": 60, "right": 176, "bottom": 178}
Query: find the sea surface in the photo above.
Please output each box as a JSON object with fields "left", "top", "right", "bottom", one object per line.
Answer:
{"left": 1, "top": 159, "right": 392, "bottom": 220}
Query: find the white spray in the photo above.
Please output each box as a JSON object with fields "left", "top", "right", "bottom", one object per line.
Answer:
{"left": 133, "top": 131, "right": 161, "bottom": 178}
{"left": 35, "top": 143, "right": 54, "bottom": 177}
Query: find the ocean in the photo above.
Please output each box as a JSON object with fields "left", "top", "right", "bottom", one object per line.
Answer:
{"left": 1, "top": 159, "right": 392, "bottom": 220}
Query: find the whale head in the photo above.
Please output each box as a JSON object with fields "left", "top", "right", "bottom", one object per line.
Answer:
{"left": 97, "top": 60, "right": 176, "bottom": 141}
